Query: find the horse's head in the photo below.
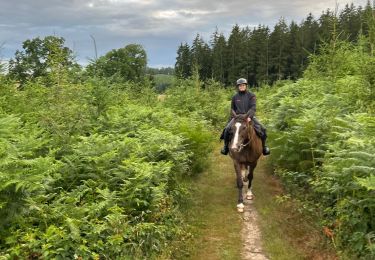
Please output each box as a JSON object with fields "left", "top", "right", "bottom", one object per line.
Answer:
{"left": 230, "top": 114, "right": 252, "bottom": 153}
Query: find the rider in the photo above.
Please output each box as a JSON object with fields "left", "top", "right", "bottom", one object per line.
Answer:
{"left": 220, "top": 78, "right": 270, "bottom": 156}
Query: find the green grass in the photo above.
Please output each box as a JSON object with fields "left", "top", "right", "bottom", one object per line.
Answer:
{"left": 252, "top": 160, "right": 337, "bottom": 260}
{"left": 176, "top": 144, "right": 242, "bottom": 259}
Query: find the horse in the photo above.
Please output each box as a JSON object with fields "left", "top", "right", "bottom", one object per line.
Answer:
{"left": 228, "top": 112, "right": 263, "bottom": 212}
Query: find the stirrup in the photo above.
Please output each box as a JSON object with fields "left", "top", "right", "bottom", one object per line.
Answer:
{"left": 263, "top": 146, "right": 270, "bottom": 155}
{"left": 221, "top": 147, "right": 229, "bottom": 155}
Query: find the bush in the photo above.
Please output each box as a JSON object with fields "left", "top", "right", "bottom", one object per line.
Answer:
{"left": 257, "top": 39, "right": 375, "bottom": 258}
{"left": 0, "top": 77, "right": 218, "bottom": 258}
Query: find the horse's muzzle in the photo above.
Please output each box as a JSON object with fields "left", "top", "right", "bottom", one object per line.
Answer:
{"left": 230, "top": 147, "right": 240, "bottom": 153}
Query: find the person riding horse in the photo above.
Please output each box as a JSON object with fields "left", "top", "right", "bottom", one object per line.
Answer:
{"left": 220, "top": 78, "right": 270, "bottom": 156}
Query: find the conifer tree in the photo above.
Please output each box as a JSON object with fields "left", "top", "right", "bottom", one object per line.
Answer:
{"left": 191, "top": 34, "right": 212, "bottom": 81}
{"left": 249, "top": 25, "right": 270, "bottom": 85}
{"left": 299, "top": 13, "right": 319, "bottom": 68}
{"left": 211, "top": 29, "right": 227, "bottom": 83}
{"left": 339, "top": 3, "right": 362, "bottom": 42}
{"left": 318, "top": 9, "right": 336, "bottom": 42}
{"left": 175, "top": 43, "right": 192, "bottom": 78}
{"left": 287, "top": 21, "right": 303, "bottom": 79}
{"left": 227, "top": 24, "right": 248, "bottom": 85}
{"left": 268, "top": 18, "right": 289, "bottom": 82}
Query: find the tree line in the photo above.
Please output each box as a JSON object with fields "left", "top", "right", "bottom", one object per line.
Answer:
{"left": 4, "top": 36, "right": 157, "bottom": 87}
{"left": 175, "top": 2, "right": 375, "bottom": 86}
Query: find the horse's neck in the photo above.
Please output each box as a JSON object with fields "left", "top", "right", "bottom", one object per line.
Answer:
{"left": 247, "top": 125, "right": 255, "bottom": 140}
{"left": 248, "top": 126, "right": 260, "bottom": 145}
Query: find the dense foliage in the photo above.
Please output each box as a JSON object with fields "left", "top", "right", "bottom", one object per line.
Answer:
{"left": 256, "top": 37, "right": 375, "bottom": 258}
{"left": 175, "top": 2, "right": 375, "bottom": 86}
{"left": 86, "top": 44, "right": 147, "bottom": 82}
{"left": 8, "top": 36, "right": 79, "bottom": 87}
{"left": 2, "top": 3, "right": 374, "bottom": 258}
{"left": 0, "top": 72, "right": 229, "bottom": 258}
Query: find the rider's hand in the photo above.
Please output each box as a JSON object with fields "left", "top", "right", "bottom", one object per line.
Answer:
{"left": 247, "top": 117, "right": 251, "bottom": 123}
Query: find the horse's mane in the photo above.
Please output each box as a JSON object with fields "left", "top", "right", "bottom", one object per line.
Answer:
{"left": 234, "top": 114, "right": 248, "bottom": 122}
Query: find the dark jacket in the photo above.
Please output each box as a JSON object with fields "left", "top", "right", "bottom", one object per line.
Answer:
{"left": 231, "top": 90, "right": 256, "bottom": 118}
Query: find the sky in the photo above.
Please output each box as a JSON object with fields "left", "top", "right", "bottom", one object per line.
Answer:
{"left": 0, "top": 0, "right": 370, "bottom": 68}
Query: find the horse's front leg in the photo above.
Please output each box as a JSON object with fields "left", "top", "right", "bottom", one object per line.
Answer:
{"left": 234, "top": 162, "right": 244, "bottom": 212}
{"left": 246, "top": 162, "right": 257, "bottom": 200}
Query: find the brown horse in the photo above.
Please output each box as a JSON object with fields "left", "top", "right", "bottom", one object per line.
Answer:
{"left": 229, "top": 112, "right": 263, "bottom": 212}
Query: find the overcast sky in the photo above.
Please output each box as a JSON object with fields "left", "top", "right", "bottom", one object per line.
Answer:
{"left": 0, "top": 0, "right": 369, "bottom": 68}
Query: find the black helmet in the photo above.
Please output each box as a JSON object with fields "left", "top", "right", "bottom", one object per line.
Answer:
{"left": 236, "top": 78, "right": 248, "bottom": 86}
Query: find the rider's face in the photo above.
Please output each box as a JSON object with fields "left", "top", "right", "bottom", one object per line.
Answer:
{"left": 238, "top": 83, "right": 247, "bottom": 91}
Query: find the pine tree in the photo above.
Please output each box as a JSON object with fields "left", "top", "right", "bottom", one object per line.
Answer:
{"left": 211, "top": 28, "right": 227, "bottom": 83}
{"left": 191, "top": 34, "right": 212, "bottom": 81}
{"left": 299, "top": 13, "right": 320, "bottom": 69}
{"left": 339, "top": 3, "right": 362, "bottom": 42}
{"left": 287, "top": 21, "right": 302, "bottom": 80}
{"left": 250, "top": 25, "right": 270, "bottom": 85}
{"left": 227, "top": 24, "right": 248, "bottom": 85}
{"left": 175, "top": 43, "right": 192, "bottom": 79}
{"left": 268, "top": 18, "right": 290, "bottom": 82}
{"left": 318, "top": 9, "right": 336, "bottom": 42}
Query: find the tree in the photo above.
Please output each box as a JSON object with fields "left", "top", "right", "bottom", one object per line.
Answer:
{"left": 318, "top": 9, "right": 336, "bottom": 42}
{"left": 286, "top": 21, "right": 303, "bottom": 80}
{"left": 190, "top": 34, "right": 212, "bottom": 81}
{"left": 87, "top": 44, "right": 147, "bottom": 82}
{"left": 362, "top": 1, "right": 375, "bottom": 55}
{"left": 338, "top": 3, "right": 362, "bottom": 42}
{"left": 299, "top": 13, "right": 320, "bottom": 69}
{"left": 8, "top": 36, "right": 76, "bottom": 86}
{"left": 227, "top": 24, "right": 248, "bottom": 85}
{"left": 250, "top": 25, "right": 270, "bottom": 85}
{"left": 210, "top": 29, "right": 227, "bottom": 83}
{"left": 268, "top": 18, "right": 290, "bottom": 82}
{"left": 175, "top": 43, "right": 192, "bottom": 79}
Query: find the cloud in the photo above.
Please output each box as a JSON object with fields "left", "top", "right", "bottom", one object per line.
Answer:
{"left": 0, "top": 0, "right": 369, "bottom": 67}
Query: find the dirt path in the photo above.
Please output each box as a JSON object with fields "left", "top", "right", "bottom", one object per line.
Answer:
{"left": 241, "top": 183, "right": 269, "bottom": 260}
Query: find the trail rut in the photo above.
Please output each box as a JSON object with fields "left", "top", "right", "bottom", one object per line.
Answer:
{"left": 241, "top": 194, "right": 269, "bottom": 260}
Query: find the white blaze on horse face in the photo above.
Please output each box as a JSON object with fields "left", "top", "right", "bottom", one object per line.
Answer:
{"left": 231, "top": 122, "right": 242, "bottom": 150}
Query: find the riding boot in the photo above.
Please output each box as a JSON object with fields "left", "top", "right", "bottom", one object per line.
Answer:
{"left": 261, "top": 135, "right": 270, "bottom": 156}
{"left": 219, "top": 128, "right": 225, "bottom": 140}
{"left": 221, "top": 128, "right": 230, "bottom": 155}
{"left": 221, "top": 139, "right": 229, "bottom": 155}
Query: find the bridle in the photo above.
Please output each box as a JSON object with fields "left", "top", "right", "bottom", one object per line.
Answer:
{"left": 237, "top": 120, "right": 254, "bottom": 152}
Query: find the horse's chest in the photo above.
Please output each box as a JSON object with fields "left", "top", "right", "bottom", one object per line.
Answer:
{"left": 233, "top": 153, "right": 256, "bottom": 163}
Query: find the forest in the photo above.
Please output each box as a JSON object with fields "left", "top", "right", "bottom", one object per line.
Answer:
{"left": 175, "top": 2, "right": 375, "bottom": 86}
{"left": 0, "top": 2, "right": 374, "bottom": 259}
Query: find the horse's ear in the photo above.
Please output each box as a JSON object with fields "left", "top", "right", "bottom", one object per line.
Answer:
{"left": 231, "top": 109, "right": 237, "bottom": 118}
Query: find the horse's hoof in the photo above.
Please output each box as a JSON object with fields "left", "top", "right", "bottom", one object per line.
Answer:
{"left": 246, "top": 194, "right": 254, "bottom": 200}
{"left": 246, "top": 191, "right": 254, "bottom": 200}
{"left": 237, "top": 203, "right": 244, "bottom": 213}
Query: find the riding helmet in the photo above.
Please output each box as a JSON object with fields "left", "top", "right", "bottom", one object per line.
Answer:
{"left": 236, "top": 78, "right": 248, "bottom": 86}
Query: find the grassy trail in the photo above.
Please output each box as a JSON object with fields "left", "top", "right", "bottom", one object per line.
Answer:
{"left": 180, "top": 146, "right": 243, "bottom": 259}
{"left": 180, "top": 144, "right": 337, "bottom": 260}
